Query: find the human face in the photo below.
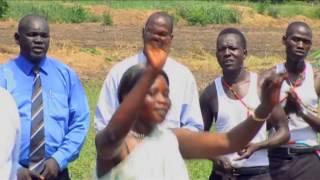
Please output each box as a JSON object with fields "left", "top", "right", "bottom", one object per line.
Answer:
{"left": 283, "top": 25, "right": 312, "bottom": 62}
{"left": 216, "top": 34, "right": 247, "bottom": 72}
{"left": 143, "top": 17, "right": 173, "bottom": 50}
{"left": 15, "top": 19, "right": 50, "bottom": 63}
{"left": 140, "top": 75, "right": 171, "bottom": 126}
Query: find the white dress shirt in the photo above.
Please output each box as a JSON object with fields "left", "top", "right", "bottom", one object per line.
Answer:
{"left": 95, "top": 52, "right": 203, "bottom": 132}
{"left": 0, "top": 87, "right": 20, "bottom": 180}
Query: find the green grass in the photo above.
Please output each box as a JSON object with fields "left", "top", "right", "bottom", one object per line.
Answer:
{"left": 68, "top": 80, "right": 213, "bottom": 179}
{"left": 252, "top": 2, "right": 320, "bottom": 19}
{"left": 5, "top": 1, "right": 100, "bottom": 23}
{"left": 177, "top": 4, "right": 240, "bottom": 25}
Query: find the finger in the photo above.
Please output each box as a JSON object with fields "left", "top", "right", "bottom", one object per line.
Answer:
{"left": 29, "top": 170, "right": 42, "bottom": 179}
{"left": 41, "top": 166, "right": 50, "bottom": 179}
{"left": 234, "top": 153, "right": 249, "bottom": 161}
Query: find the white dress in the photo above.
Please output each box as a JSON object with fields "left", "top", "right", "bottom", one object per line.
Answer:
{"left": 96, "top": 126, "right": 189, "bottom": 180}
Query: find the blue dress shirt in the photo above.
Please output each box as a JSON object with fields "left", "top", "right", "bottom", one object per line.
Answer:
{"left": 0, "top": 55, "right": 90, "bottom": 170}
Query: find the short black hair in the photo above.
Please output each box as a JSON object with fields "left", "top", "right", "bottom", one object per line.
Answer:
{"left": 118, "top": 64, "right": 169, "bottom": 103}
{"left": 217, "top": 28, "right": 247, "bottom": 49}
{"left": 144, "top": 11, "right": 174, "bottom": 34}
{"left": 285, "top": 21, "right": 312, "bottom": 38}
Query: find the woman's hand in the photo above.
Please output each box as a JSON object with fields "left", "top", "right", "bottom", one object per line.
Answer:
{"left": 144, "top": 41, "right": 169, "bottom": 72}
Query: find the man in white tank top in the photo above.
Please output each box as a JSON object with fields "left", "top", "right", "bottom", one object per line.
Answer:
{"left": 200, "top": 28, "right": 289, "bottom": 180}
{"left": 261, "top": 22, "right": 320, "bottom": 180}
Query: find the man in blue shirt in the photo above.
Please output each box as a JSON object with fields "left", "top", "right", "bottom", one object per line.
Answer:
{"left": 0, "top": 15, "right": 90, "bottom": 180}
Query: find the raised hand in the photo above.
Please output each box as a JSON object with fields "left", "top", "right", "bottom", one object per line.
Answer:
{"left": 260, "top": 74, "right": 285, "bottom": 114}
{"left": 144, "top": 41, "right": 170, "bottom": 72}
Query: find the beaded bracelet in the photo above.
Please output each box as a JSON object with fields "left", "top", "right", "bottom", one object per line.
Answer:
{"left": 251, "top": 110, "right": 271, "bottom": 122}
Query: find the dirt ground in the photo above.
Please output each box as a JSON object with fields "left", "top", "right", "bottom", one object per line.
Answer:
{"left": 0, "top": 6, "right": 320, "bottom": 90}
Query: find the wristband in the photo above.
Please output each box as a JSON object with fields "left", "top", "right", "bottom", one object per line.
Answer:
{"left": 251, "top": 110, "right": 271, "bottom": 122}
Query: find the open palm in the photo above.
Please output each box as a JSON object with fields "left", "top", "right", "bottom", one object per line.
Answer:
{"left": 144, "top": 42, "right": 169, "bottom": 72}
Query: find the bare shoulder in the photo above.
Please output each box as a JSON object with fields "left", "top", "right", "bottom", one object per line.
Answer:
{"left": 200, "top": 81, "right": 217, "bottom": 108}
{"left": 313, "top": 66, "right": 320, "bottom": 78}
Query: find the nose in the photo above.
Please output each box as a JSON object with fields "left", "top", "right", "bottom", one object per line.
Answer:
{"left": 297, "top": 40, "right": 304, "bottom": 49}
{"left": 223, "top": 48, "right": 231, "bottom": 57}
{"left": 156, "top": 93, "right": 169, "bottom": 105}
{"left": 34, "top": 35, "right": 43, "bottom": 43}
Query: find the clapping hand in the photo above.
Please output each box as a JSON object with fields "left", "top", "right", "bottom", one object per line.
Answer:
{"left": 260, "top": 74, "right": 285, "bottom": 114}
{"left": 284, "top": 89, "right": 302, "bottom": 115}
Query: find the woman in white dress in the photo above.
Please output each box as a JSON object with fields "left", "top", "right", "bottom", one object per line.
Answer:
{"left": 95, "top": 42, "right": 284, "bottom": 180}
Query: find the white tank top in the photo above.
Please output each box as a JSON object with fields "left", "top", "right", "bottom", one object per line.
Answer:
{"left": 215, "top": 73, "right": 268, "bottom": 168}
{"left": 275, "top": 62, "right": 319, "bottom": 146}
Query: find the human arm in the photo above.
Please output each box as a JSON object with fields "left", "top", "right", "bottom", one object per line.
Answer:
{"left": 235, "top": 104, "right": 289, "bottom": 160}
{"left": 50, "top": 73, "right": 90, "bottom": 171}
{"left": 199, "top": 83, "right": 217, "bottom": 131}
{"left": 95, "top": 43, "right": 169, "bottom": 176}
{"left": 175, "top": 74, "right": 284, "bottom": 159}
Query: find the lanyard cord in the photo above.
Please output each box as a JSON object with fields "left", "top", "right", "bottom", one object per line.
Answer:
{"left": 280, "top": 65, "right": 306, "bottom": 103}
{"left": 222, "top": 78, "right": 252, "bottom": 117}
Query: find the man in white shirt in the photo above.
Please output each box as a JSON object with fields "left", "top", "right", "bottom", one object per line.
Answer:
{"left": 0, "top": 87, "right": 20, "bottom": 180}
{"left": 95, "top": 11, "right": 203, "bottom": 132}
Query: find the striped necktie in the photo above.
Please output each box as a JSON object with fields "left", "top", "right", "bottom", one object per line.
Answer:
{"left": 29, "top": 67, "right": 45, "bottom": 174}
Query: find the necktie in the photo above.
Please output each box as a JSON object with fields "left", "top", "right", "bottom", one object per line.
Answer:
{"left": 29, "top": 67, "right": 45, "bottom": 174}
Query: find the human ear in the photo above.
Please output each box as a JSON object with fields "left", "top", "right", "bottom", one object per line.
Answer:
{"left": 14, "top": 32, "right": 20, "bottom": 45}
{"left": 282, "top": 36, "right": 287, "bottom": 45}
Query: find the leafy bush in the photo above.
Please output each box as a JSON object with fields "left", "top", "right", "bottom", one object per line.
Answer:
{"left": 0, "top": 0, "right": 8, "bottom": 19}
{"left": 256, "top": 2, "right": 269, "bottom": 14}
{"left": 68, "top": 5, "right": 88, "bottom": 23}
{"left": 267, "top": 6, "right": 280, "bottom": 18}
{"left": 177, "top": 5, "right": 240, "bottom": 25}
{"left": 313, "top": 6, "right": 320, "bottom": 19}
{"left": 101, "top": 12, "right": 113, "bottom": 26}
{"left": 6, "top": 2, "right": 99, "bottom": 23}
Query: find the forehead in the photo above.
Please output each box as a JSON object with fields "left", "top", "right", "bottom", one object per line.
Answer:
{"left": 217, "top": 33, "right": 242, "bottom": 47}
{"left": 146, "top": 16, "right": 170, "bottom": 32}
{"left": 287, "top": 25, "right": 312, "bottom": 39}
{"left": 20, "top": 19, "right": 49, "bottom": 33}
{"left": 151, "top": 75, "right": 169, "bottom": 89}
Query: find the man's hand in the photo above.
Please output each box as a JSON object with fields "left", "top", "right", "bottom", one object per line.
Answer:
{"left": 41, "top": 158, "right": 60, "bottom": 180}
{"left": 17, "top": 167, "right": 44, "bottom": 180}
{"left": 144, "top": 41, "right": 169, "bottom": 72}
{"left": 284, "top": 89, "right": 302, "bottom": 115}
{"left": 234, "top": 143, "right": 260, "bottom": 161}
{"left": 213, "top": 156, "right": 232, "bottom": 170}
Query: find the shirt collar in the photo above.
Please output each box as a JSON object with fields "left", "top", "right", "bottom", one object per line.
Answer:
{"left": 138, "top": 51, "right": 147, "bottom": 63}
{"left": 16, "top": 55, "right": 48, "bottom": 75}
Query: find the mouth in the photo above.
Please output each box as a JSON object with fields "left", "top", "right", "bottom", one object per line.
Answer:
{"left": 156, "top": 108, "right": 168, "bottom": 119}
{"left": 32, "top": 46, "right": 45, "bottom": 54}
{"left": 293, "top": 49, "right": 306, "bottom": 56}
{"left": 223, "top": 59, "right": 235, "bottom": 66}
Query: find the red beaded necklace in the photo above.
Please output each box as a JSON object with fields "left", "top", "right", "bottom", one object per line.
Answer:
{"left": 222, "top": 78, "right": 253, "bottom": 117}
